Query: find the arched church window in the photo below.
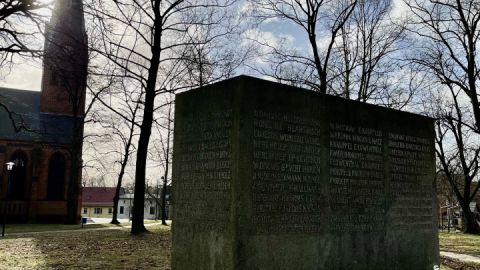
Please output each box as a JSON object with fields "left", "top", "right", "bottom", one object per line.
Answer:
{"left": 9, "top": 152, "right": 27, "bottom": 200}
{"left": 47, "top": 152, "right": 66, "bottom": 200}
{"left": 50, "top": 71, "right": 58, "bottom": 86}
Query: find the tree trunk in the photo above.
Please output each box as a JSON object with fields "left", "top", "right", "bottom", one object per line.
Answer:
{"left": 131, "top": 86, "right": 156, "bottom": 234}
{"left": 110, "top": 165, "right": 126, "bottom": 225}
{"left": 461, "top": 202, "right": 480, "bottom": 234}
{"left": 308, "top": 31, "right": 326, "bottom": 94}
{"left": 131, "top": 11, "right": 162, "bottom": 234}
{"left": 111, "top": 121, "right": 134, "bottom": 225}
{"left": 161, "top": 178, "right": 168, "bottom": 225}
{"left": 161, "top": 104, "right": 172, "bottom": 226}
{"left": 111, "top": 195, "right": 120, "bottom": 224}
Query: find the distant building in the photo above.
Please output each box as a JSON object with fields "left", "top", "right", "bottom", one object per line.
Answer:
{"left": 81, "top": 187, "right": 123, "bottom": 218}
{"left": 0, "top": 0, "right": 87, "bottom": 223}
{"left": 117, "top": 193, "right": 158, "bottom": 220}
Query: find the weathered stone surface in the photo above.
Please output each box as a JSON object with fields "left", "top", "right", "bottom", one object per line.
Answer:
{"left": 171, "top": 75, "right": 439, "bottom": 270}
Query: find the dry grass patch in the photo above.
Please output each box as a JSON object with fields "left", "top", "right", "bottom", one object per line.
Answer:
{"left": 440, "top": 264, "right": 454, "bottom": 270}
{"left": 0, "top": 228, "right": 462, "bottom": 269}
{"left": 439, "top": 232, "right": 480, "bottom": 256}
{"left": 4, "top": 223, "right": 126, "bottom": 234}
{"left": 0, "top": 224, "right": 171, "bottom": 270}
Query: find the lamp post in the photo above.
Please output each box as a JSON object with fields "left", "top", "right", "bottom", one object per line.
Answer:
{"left": 2, "top": 162, "right": 14, "bottom": 237}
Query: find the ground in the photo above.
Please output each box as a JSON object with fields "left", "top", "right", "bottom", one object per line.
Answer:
{"left": 439, "top": 232, "right": 480, "bottom": 269}
{"left": 0, "top": 224, "right": 171, "bottom": 270}
{"left": 0, "top": 227, "right": 478, "bottom": 269}
{"left": 440, "top": 232, "right": 480, "bottom": 255}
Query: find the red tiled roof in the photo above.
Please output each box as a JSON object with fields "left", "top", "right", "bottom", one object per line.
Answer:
{"left": 82, "top": 187, "right": 123, "bottom": 206}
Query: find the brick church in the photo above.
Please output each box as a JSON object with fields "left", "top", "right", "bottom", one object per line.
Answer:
{"left": 0, "top": 0, "right": 87, "bottom": 223}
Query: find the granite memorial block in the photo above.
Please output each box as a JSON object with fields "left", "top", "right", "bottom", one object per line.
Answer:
{"left": 171, "top": 75, "right": 439, "bottom": 270}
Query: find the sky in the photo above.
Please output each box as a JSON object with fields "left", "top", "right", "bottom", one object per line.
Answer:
{"left": 0, "top": 58, "right": 44, "bottom": 90}
{"left": 0, "top": 0, "right": 409, "bottom": 91}
{"left": 0, "top": 0, "right": 53, "bottom": 90}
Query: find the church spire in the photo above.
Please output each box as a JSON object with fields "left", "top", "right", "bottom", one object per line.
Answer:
{"left": 40, "top": 0, "right": 88, "bottom": 116}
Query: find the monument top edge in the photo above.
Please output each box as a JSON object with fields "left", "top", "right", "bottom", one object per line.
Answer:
{"left": 176, "top": 74, "right": 433, "bottom": 121}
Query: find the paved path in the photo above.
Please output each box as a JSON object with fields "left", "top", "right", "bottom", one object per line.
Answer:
{"left": 6, "top": 221, "right": 171, "bottom": 237}
{"left": 441, "top": 251, "right": 480, "bottom": 264}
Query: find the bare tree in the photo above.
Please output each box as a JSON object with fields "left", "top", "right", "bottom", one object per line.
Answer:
{"left": 330, "top": 0, "right": 413, "bottom": 108}
{"left": 95, "top": 85, "right": 142, "bottom": 225}
{"left": 0, "top": 0, "right": 48, "bottom": 65}
{"left": 159, "top": 102, "right": 173, "bottom": 225}
{"left": 424, "top": 85, "right": 480, "bottom": 233}
{"left": 87, "top": 0, "right": 239, "bottom": 234}
{"left": 407, "top": 0, "right": 480, "bottom": 233}
{"left": 150, "top": 95, "right": 174, "bottom": 225}
{"left": 407, "top": 0, "right": 480, "bottom": 132}
{"left": 181, "top": 14, "right": 252, "bottom": 87}
{"left": 248, "top": 0, "right": 357, "bottom": 93}
{"left": 0, "top": 0, "right": 49, "bottom": 128}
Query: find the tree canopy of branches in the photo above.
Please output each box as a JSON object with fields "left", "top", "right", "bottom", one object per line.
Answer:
{"left": 87, "top": 0, "right": 240, "bottom": 234}
{"left": 0, "top": 0, "right": 48, "bottom": 67}
{"left": 330, "top": 0, "right": 414, "bottom": 108}
{"left": 407, "top": 0, "right": 480, "bottom": 233}
{"left": 0, "top": 0, "right": 49, "bottom": 129}
{"left": 248, "top": 0, "right": 358, "bottom": 93}
{"left": 248, "top": 0, "right": 415, "bottom": 108}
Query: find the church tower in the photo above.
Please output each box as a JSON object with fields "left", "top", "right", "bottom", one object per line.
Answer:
{"left": 40, "top": 0, "right": 88, "bottom": 116}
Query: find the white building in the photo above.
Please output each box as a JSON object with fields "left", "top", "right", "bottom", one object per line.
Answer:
{"left": 117, "top": 193, "right": 158, "bottom": 220}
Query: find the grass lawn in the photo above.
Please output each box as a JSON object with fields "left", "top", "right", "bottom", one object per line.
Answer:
{"left": 439, "top": 232, "right": 480, "bottom": 270}
{"left": 4, "top": 220, "right": 162, "bottom": 234}
{"left": 439, "top": 231, "right": 480, "bottom": 256}
{"left": 0, "top": 228, "right": 471, "bottom": 269}
{"left": 0, "top": 224, "right": 171, "bottom": 270}
{"left": 5, "top": 223, "right": 119, "bottom": 234}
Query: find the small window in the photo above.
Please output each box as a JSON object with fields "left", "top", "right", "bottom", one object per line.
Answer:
{"left": 94, "top": 208, "right": 102, "bottom": 214}
{"left": 120, "top": 206, "right": 124, "bottom": 214}
{"left": 150, "top": 207, "right": 155, "bottom": 215}
{"left": 108, "top": 208, "right": 113, "bottom": 214}
{"left": 83, "top": 208, "right": 87, "bottom": 214}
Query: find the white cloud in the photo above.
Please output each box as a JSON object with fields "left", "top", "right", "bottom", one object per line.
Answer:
{"left": 390, "top": 0, "right": 411, "bottom": 20}
{"left": 0, "top": 59, "right": 43, "bottom": 91}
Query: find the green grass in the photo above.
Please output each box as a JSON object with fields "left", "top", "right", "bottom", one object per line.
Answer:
{"left": 0, "top": 224, "right": 171, "bottom": 270}
{"left": 5, "top": 222, "right": 132, "bottom": 234}
{"left": 439, "top": 231, "right": 480, "bottom": 256}
{"left": 439, "top": 232, "right": 480, "bottom": 270}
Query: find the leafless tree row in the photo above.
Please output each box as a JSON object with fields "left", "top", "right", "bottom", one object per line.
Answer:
{"left": 2, "top": 0, "right": 480, "bottom": 234}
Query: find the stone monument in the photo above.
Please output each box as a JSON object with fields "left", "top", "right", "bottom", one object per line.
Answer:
{"left": 171, "top": 75, "right": 439, "bottom": 270}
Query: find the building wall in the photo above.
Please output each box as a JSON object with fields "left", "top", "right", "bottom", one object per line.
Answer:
{"left": 0, "top": 139, "right": 80, "bottom": 223}
{"left": 82, "top": 206, "right": 114, "bottom": 218}
{"left": 117, "top": 198, "right": 158, "bottom": 220}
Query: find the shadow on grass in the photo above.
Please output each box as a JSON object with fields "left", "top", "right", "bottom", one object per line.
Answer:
{"left": 5, "top": 222, "right": 137, "bottom": 234}
{"left": 0, "top": 224, "right": 171, "bottom": 270}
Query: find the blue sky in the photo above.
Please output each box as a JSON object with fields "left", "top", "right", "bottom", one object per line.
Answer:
{"left": 0, "top": 0, "right": 409, "bottom": 91}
